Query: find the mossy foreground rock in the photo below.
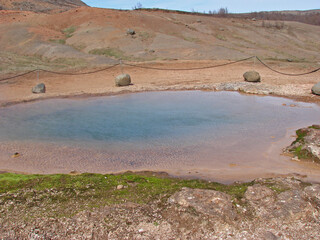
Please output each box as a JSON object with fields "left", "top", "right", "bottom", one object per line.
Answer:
{"left": 311, "top": 82, "right": 320, "bottom": 95}
{"left": 32, "top": 83, "right": 46, "bottom": 93}
{"left": 1, "top": 173, "right": 320, "bottom": 239}
{"left": 115, "top": 74, "right": 131, "bottom": 86}
{"left": 243, "top": 71, "right": 261, "bottom": 82}
{"left": 285, "top": 125, "right": 320, "bottom": 163}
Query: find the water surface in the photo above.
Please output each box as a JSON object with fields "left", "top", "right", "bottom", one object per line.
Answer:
{"left": 0, "top": 91, "right": 319, "bottom": 183}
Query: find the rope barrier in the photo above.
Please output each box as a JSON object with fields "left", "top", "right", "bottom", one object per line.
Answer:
{"left": 0, "top": 69, "right": 39, "bottom": 82}
{"left": 0, "top": 63, "right": 120, "bottom": 82}
{"left": 122, "top": 56, "right": 255, "bottom": 70}
{"left": 40, "top": 63, "right": 120, "bottom": 76}
{"left": 256, "top": 56, "right": 320, "bottom": 76}
{"left": 0, "top": 56, "right": 319, "bottom": 83}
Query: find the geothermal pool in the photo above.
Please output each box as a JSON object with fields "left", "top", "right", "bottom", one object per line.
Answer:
{"left": 1, "top": 91, "right": 320, "bottom": 183}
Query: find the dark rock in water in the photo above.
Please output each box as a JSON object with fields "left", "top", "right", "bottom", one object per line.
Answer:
{"left": 285, "top": 125, "right": 320, "bottom": 163}
{"left": 243, "top": 71, "right": 261, "bottom": 82}
{"left": 115, "top": 74, "right": 131, "bottom": 87}
{"left": 127, "top": 29, "right": 135, "bottom": 35}
{"left": 311, "top": 82, "right": 320, "bottom": 95}
{"left": 32, "top": 83, "right": 46, "bottom": 94}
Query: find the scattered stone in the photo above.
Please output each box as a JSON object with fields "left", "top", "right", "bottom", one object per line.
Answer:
{"left": 127, "top": 29, "right": 135, "bottom": 35}
{"left": 11, "top": 152, "right": 20, "bottom": 158}
{"left": 251, "top": 18, "right": 257, "bottom": 21}
{"left": 219, "top": 27, "right": 225, "bottom": 31}
{"left": 117, "top": 185, "right": 124, "bottom": 190}
{"left": 32, "top": 83, "right": 46, "bottom": 94}
{"left": 215, "top": 82, "right": 273, "bottom": 95}
{"left": 243, "top": 71, "right": 261, "bottom": 82}
{"left": 115, "top": 74, "right": 131, "bottom": 87}
{"left": 311, "top": 82, "right": 320, "bottom": 95}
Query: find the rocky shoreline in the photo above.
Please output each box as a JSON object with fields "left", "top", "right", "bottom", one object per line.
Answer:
{"left": 1, "top": 81, "right": 319, "bottom": 108}
{"left": 1, "top": 174, "right": 320, "bottom": 239}
{"left": 1, "top": 124, "right": 320, "bottom": 239}
{"left": 285, "top": 125, "right": 320, "bottom": 163}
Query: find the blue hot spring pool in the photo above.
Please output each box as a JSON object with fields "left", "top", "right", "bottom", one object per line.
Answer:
{"left": 1, "top": 91, "right": 320, "bottom": 183}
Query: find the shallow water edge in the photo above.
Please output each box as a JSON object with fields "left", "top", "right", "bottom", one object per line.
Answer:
{"left": 1, "top": 91, "right": 320, "bottom": 184}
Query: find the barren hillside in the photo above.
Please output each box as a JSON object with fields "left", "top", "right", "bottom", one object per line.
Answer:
{"left": 0, "top": 6, "right": 319, "bottom": 73}
{"left": 0, "top": 0, "right": 86, "bottom": 12}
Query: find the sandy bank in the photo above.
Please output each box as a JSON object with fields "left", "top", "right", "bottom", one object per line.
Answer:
{"left": 0, "top": 60, "right": 319, "bottom": 107}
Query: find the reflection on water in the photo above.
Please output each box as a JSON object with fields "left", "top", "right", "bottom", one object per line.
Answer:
{"left": 0, "top": 91, "right": 319, "bottom": 182}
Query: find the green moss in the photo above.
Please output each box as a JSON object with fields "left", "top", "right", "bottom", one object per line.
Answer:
{"left": 0, "top": 172, "right": 279, "bottom": 218}
{"left": 293, "top": 146, "right": 314, "bottom": 160}
{"left": 292, "top": 129, "right": 307, "bottom": 144}
{"left": 309, "top": 125, "right": 320, "bottom": 130}
{"left": 0, "top": 173, "right": 253, "bottom": 200}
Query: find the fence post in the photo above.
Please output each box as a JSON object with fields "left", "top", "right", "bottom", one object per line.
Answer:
{"left": 120, "top": 59, "right": 123, "bottom": 74}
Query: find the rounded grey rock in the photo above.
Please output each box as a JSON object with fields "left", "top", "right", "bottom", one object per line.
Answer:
{"left": 311, "top": 82, "right": 320, "bottom": 95}
{"left": 126, "top": 29, "right": 135, "bottom": 35}
{"left": 115, "top": 74, "right": 131, "bottom": 87}
{"left": 32, "top": 83, "right": 46, "bottom": 94}
{"left": 243, "top": 71, "right": 261, "bottom": 82}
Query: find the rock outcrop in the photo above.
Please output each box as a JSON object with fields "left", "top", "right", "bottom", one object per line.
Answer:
{"left": 1, "top": 176, "right": 320, "bottom": 239}
{"left": 285, "top": 125, "right": 320, "bottom": 163}
{"left": 168, "top": 187, "right": 236, "bottom": 221}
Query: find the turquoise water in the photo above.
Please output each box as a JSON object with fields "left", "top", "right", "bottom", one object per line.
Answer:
{"left": 0, "top": 91, "right": 319, "bottom": 149}
{"left": 1, "top": 91, "right": 320, "bottom": 182}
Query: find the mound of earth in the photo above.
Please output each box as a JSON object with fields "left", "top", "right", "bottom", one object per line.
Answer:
{"left": 0, "top": 0, "right": 86, "bottom": 12}
{"left": 0, "top": 6, "right": 319, "bottom": 73}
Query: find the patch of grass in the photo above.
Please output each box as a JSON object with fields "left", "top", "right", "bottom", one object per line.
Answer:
{"left": 72, "top": 43, "right": 86, "bottom": 51}
{"left": 49, "top": 39, "right": 66, "bottom": 45}
{"left": 0, "top": 51, "right": 88, "bottom": 74}
{"left": 89, "top": 47, "right": 132, "bottom": 60}
{"left": 138, "top": 31, "right": 152, "bottom": 41}
{"left": 183, "top": 36, "right": 201, "bottom": 43}
{"left": 50, "top": 57, "right": 88, "bottom": 68}
{"left": 215, "top": 34, "right": 226, "bottom": 41}
{"left": 62, "top": 26, "right": 76, "bottom": 38}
